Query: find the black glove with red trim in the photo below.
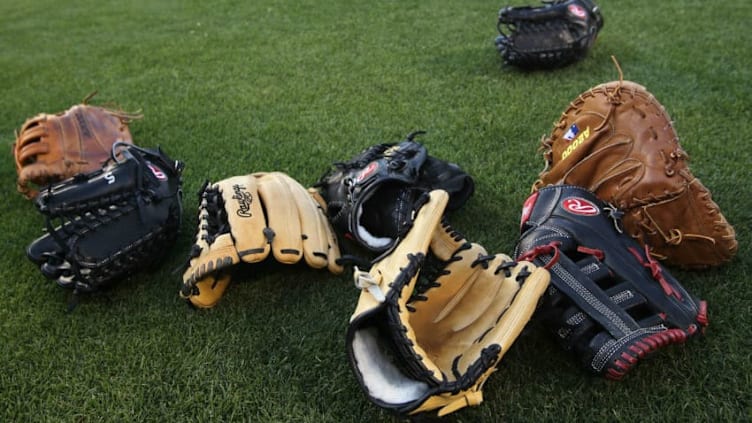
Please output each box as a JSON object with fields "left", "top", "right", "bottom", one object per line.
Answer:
{"left": 514, "top": 184, "right": 708, "bottom": 379}
{"left": 313, "top": 131, "right": 474, "bottom": 255}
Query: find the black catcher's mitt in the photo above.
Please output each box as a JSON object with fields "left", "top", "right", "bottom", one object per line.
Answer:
{"left": 495, "top": 0, "right": 604, "bottom": 69}
{"left": 313, "top": 131, "right": 475, "bottom": 254}
{"left": 514, "top": 185, "right": 708, "bottom": 380}
{"left": 26, "top": 142, "right": 184, "bottom": 296}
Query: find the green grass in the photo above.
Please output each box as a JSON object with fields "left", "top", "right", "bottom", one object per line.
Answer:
{"left": 1, "top": 0, "right": 750, "bottom": 421}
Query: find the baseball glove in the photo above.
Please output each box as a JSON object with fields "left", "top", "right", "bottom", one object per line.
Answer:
{"left": 13, "top": 92, "right": 142, "bottom": 199}
{"left": 313, "top": 131, "right": 475, "bottom": 254}
{"left": 495, "top": 0, "right": 604, "bottom": 69}
{"left": 26, "top": 142, "right": 184, "bottom": 297}
{"left": 347, "top": 190, "right": 550, "bottom": 417}
{"left": 532, "top": 67, "right": 737, "bottom": 268}
{"left": 514, "top": 185, "right": 708, "bottom": 380}
{"left": 180, "top": 172, "right": 343, "bottom": 309}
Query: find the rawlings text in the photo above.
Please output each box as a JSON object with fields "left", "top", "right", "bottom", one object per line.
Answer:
{"left": 232, "top": 184, "right": 253, "bottom": 217}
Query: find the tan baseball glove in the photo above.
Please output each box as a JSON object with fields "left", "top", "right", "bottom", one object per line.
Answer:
{"left": 13, "top": 93, "right": 141, "bottom": 199}
{"left": 533, "top": 60, "right": 737, "bottom": 269}
{"left": 346, "top": 190, "right": 550, "bottom": 417}
{"left": 180, "top": 172, "right": 343, "bottom": 308}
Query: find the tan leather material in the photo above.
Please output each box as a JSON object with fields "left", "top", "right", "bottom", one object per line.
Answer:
{"left": 534, "top": 79, "right": 737, "bottom": 269}
{"left": 181, "top": 172, "right": 342, "bottom": 308}
{"left": 347, "top": 190, "right": 550, "bottom": 417}
{"left": 13, "top": 100, "right": 140, "bottom": 199}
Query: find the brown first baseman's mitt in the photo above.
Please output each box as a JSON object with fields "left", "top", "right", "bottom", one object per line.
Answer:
{"left": 532, "top": 60, "right": 737, "bottom": 269}
{"left": 13, "top": 92, "right": 142, "bottom": 199}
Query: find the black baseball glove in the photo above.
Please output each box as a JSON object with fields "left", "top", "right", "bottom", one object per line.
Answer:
{"left": 313, "top": 131, "right": 474, "bottom": 254}
{"left": 26, "top": 142, "right": 184, "bottom": 297}
{"left": 495, "top": 0, "right": 604, "bottom": 69}
{"left": 514, "top": 185, "right": 708, "bottom": 379}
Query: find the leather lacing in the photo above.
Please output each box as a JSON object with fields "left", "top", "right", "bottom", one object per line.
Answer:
{"left": 198, "top": 184, "right": 230, "bottom": 247}
{"left": 605, "top": 328, "right": 689, "bottom": 380}
{"left": 627, "top": 245, "right": 683, "bottom": 300}
{"left": 605, "top": 298, "right": 707, "bottom": 381}
{"left": 407, "top": 244, "right": 468, "bottom": 308}
{"left": 440, "top": 218, "right": 465, "bottom": 242}
{"left": 593, "top": 56, "right": 626, "bottom": 132}
{"left": 517, "top": 241, "right": 562, "bottom": 269}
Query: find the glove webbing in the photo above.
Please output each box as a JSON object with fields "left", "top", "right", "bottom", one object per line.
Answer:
{"left": 519, "top": 241, "right": 701, "bottom": 376}
{"left": 498, "top": 21, "right": 584, "bottom": 67}
{"left": 386, "top": 248, "right": 530, "bottom": 387}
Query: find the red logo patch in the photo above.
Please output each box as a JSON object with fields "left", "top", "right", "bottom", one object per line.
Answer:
{"left": 356, "top": 162, "right": 378, "bottom": 182}
{"left": 147, "top": 162, "right": 167, "bottom": 180}
{"left": 520, "top": 192, "right": 539, "bottom": 228}
{"left": 568, "top": 4, "right": 587, "bottom": 19}
{"left": 562, "top": 197, "right": 599, "bottom": 216}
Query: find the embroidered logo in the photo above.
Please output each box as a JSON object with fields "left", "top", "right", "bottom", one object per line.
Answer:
{"left": 520, "top": 192, "right": 539, "bottom": 228}
{"left": 356, "top": 162, "right": 378, "bottom": 182}
{"left": 563, "top": 124, "right": 579, "bottom": 141}
{"left": 561, "top": 126, "right": 590, "bottom": 160}
{"left": 232, "top": 184, "right": 253, "bottom": 217}
{"left": 562, "top": 197, "right": 599, "bottom": 216}
{"left": 568, "top": 4, "right": 587, "bottom": 19}
{"left": 147, "top": 162, "right": 167, "bottom": 180}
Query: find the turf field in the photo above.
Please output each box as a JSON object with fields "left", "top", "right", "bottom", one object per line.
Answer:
{"left": 1, "top": 0, "right": 749, "bottom": 421}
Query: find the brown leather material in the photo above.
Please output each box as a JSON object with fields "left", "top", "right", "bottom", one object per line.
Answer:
{"left": 534, "top": 80, "right": 737, "bottom": 269}
{"left": 13, "top": 101, "right": 139, "bottom": 199}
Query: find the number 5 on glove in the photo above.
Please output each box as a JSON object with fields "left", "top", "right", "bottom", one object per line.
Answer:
{"left": 346, "top": 190, "right": 550, "bottom": 417}
{"left": 180, "top": 172, "right": 343, "bottom": 308}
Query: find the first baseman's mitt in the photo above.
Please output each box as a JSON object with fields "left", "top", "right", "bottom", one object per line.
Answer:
{"left": 347, "top": 190, "right": 550, "bottom": 417}
{"left": 515, "top": 185, "right": 708, "bottom": 380}
{"left": 313, "top": 131, "right": 474, "bottom": 254}
{"left": 533, "top": 65, "right": 737, "bottom": 268}
{"left": 26, "top": 142, "right": 184, "bottom": 296}
{"left": 180, "top": 172, "right": 343, "bottom": 309}
{"left": 495, "top": 0, "right": 603, "bottom": 69}
{"left": 13, "top": 93, "right": 142, "bottom": 199}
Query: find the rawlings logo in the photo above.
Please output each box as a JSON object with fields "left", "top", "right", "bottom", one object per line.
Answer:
{"left": 520, "top": 192, "right": 539, "bottom": 229}
{"left": 562, "top": 197, "right": 599, "bottom": 216}
{"left": 232, "top": 184, "right": 253, "bottom": 217}
{"left": 356, "top": 162, "right": 378, "bottom": 182}
{"left": 561, "top": 126, "right": 590, "bottom": 160}
{"left": 568, "top": 4, "right": 587, "bottom": 19}
{"left": 146, "top": 162, "right": 167, "bottom": 180}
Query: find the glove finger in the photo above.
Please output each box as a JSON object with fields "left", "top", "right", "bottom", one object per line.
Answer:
{"left": 324, "top": 223, "right": 343, "bottom": 274}
{"left": 17, "top": 163, "right": 65, "bottom": 191}
{"left": 275, "top": 172, "right": 333, "bottom": 269}
{"left": 255, "top": 172, "right": 304, "bottom": 264}
{"left": 308, "top": 187, "right": 344, "bottom": 273}
{"left": 218, "top": 175, "right": 270, "bottom": 263}
{"left": 16, "top": 138, "right": 51, "bottom": 165}
{"left": 453, "top": 260, "right": 549, "bottom": 371}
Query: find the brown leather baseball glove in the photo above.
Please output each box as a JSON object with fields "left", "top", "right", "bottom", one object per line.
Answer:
{"left": 13, "top": 93, "right": 142, "bottom": 199}
{"left": 532, "top": 61, "right": 737, "bottom": 269}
